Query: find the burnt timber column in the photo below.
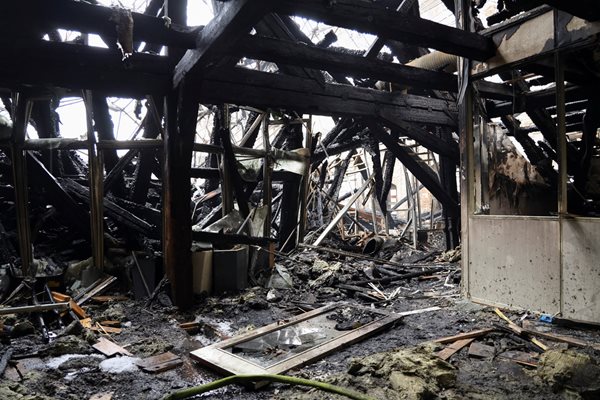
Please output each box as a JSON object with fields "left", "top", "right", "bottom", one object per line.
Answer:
{"left": 455, "top": 0, "right": 474, "bottom": 295}
{"left": 163, "top": 86, "right": 198, "bottom": 309}
{"left": 163, "top": 0, "right": 197, "bottom": 309}
{"left": 279, "top": 121, "right": 303, "bottom": 252}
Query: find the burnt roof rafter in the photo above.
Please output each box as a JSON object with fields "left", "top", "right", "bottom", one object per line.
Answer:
{"left": 274, "top": 0, "right": 496, "bottom": 60}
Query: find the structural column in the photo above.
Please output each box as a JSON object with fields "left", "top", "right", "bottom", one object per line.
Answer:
{"left": 163, "top": 85, "right": 198, "bottom": 309}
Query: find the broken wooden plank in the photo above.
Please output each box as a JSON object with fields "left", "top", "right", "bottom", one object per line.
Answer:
{"left": 92, "top": 337, "right": 132, "bottom": 357}
{"left": 90, "top": 325, "right": 122, "bottom": 334}
{"left": 433, "top": 328, "right": 496, "bottom": 344}
{"left": 494, "top": 308, "right": 523, "bottom": 335}
{"left": 75, "top": 276, "right": 118, "bottom": 306}
{"left": 136, "top": 352, "right": 182, "bottom": 373}
{"left": 436, "top": 338, "right": 474, "bottom": 361}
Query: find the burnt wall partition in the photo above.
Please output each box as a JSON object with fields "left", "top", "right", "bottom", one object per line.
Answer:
{"left": 461, "top": 7, "right": 600, "bottom": 322}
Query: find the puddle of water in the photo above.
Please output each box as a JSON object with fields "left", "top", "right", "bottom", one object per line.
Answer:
{"left": 99, "top": 356, "right": 141, "bottom": 373}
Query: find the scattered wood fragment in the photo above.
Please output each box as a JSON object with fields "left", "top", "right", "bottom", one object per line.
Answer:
{"left": 530, "top": 337, "right": 548, "bottom": 351}
{"left": 52, "top": 291, "right": 88, "bottom": 319}
{"left": 91, "top": 295, "right": 129, "bottom": 303}
{"left": 136, "top": 351, "right": 182, "bottom": 373}
{"left": 100, "top": 320, "right": 121, "bottom": 327}
{"left": 494, "top": 308, "right": 523, "bottom": 335}
{"left": 75, "top": 276, "right": 118, "bottom": 306}
{"left": 93, "top": 337, "right": 132, "bottom": 357}
{"left": 522, "top": 327, "right": 600, "bottom": 351}
{"left": 468, "top": 342, "right": 495, "bottom": 358}
{"left": 433, "top": 328, "right": 495, "bottom": 344}
{"left": 90, "top": 325, "right": 122, "bottom": 334}
{"left": 436, "top": 338, "right": 474, "bottom": 361}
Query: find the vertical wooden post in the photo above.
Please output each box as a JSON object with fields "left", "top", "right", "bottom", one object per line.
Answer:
{"left": 262, "top": 111, "right": 272, "bottom": 238}
{"left": 83, "top": 91, "right": 104, "bottom": 271}
{"left": 163, "top": 85, "right": 198, "bottom": 309}
{"left": 11, "top": 94, "right": 33, "bottom": 277}
{"left": 455, "top": 0, "right": 473, "bottom": 296}
{"left": 297, "top": 115, "right": 312, "bottom": 243}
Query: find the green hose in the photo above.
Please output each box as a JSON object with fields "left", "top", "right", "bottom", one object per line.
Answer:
{"left": 162, "top": 373, "right": 377, "bottom": 400}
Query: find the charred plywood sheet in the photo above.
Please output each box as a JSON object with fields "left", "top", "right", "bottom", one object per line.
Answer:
{"left": 562, "top": 219, "right": 600, "bottom": 323}
{"left": 467, "top": 216, "right": 560, "bottom": 314}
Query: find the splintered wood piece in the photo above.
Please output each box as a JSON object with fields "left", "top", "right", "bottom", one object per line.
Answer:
{"left": 468, "top": 342, "right": 495, "bottom": 358}
{"left": 136, "top": 352, "right": 182, "bottom": 373}
{"left": 52, "top": 291, "right": 88, "bottom": 319}
{"left": 494, "top": 308, "right": 523, "bottom": 335}
{"left": 92, "top": 337, "right": 132, "bottom": 357}
{"left": 99, "top": 320, "right": 121, "bottom": 327}
{"left": 436, "top": 338, "right": 475, "bottom": 361}
{"left": 179, "top": 321, "right": 200, "bottom": 330}
{"left": 90, "top": 325, "right": 122, "bottom": 334}
{"left": 433, "top": 328, "right": 495, "bottom": 344}
{"left": 80, "top": 318, "right": 93, "bottom": 328}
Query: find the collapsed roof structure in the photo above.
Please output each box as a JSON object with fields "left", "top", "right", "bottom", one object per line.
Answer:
{"left": 1, "top": 0, "right": 600, "bottom": 397}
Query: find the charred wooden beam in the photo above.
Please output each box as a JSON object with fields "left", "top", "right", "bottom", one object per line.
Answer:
{"left": 196, "top": 68, "right": 458, "bottom": 126}
{"left": 173, "top": 0, "right": 272, "bottom": 86}
{"left": 1, "top": 0, "right": 196, "bottom": 49}
{"left": 369, "top": 122, "right": 459, "bottom": 216}
{"left": 379, "top": 117, "right": 459, "bottom": 162}
{"left": 0, "top": 39, "right": 173, "bottom": 97}
{"left": 232, "top": 35, "right": 458, "bottom": 92}
{"left": 254, "top": 14, "right": 326, "bottom": 83}
{"left": 275, "top": 0, "right": 495, "bottom": 60}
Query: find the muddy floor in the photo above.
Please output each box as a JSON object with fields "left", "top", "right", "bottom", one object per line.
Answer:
{"left": 2, "top": 243, "right": 600, "bottom": 400}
